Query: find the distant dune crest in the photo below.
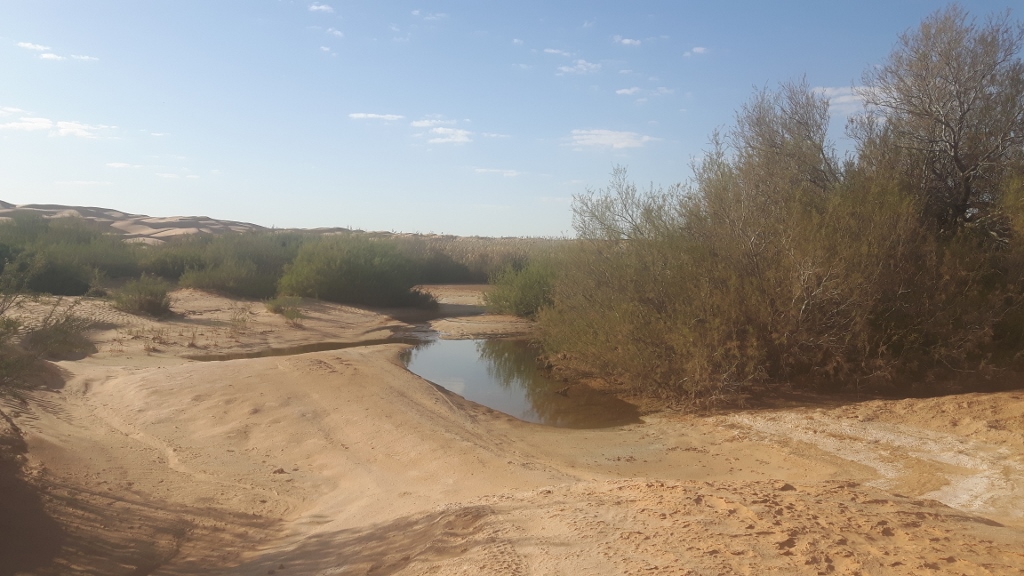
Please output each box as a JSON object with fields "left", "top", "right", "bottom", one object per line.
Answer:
{"left": 0, "top": 201, "right": 265, "bottom": 244}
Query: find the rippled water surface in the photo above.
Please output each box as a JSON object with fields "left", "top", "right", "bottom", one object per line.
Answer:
{"left": 402, "top": 338, "right": 640, "bottom": 429}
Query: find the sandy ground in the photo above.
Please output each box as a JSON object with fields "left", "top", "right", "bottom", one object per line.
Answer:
{"left": 0, "top": 286, "right": 1023, "bottom": 575}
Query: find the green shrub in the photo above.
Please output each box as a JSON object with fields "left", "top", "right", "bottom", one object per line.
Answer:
{"left": 265, "top": 296, "right": 304, "bottom": 325}
{"left": 114, "top": 275, "right": 172, "bottom": 317}
{"left": 176, "top": 232, "right": 305, "bottom": 299}
{"left": 540, "top": 71, "right": 1024, "bottom": 403}
{"left": 484, "top": 260, "right": 556, "bottom": 317}
{"left": 20, "top": 300, "right": 93, "bottom": 359}
{"left": 278, "top": 237, "right": 436, "bottom": 308}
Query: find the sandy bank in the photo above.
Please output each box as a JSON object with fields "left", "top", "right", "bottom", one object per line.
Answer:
{"left": 1, "top": 287, "right": 1023, "bottom": 574}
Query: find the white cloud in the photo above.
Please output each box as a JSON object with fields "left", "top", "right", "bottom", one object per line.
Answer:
{"left": 475, "top": 168, "right": 520, "bottom": 177}
{"left": 613, "top": 35, "right": 641, "bottom": 46}
{"left": 654, "top": 87, "right": 674, "bottom": 95}
{"left": 428, "top": 127, "right": 471, "bottom": 144}
{"left": 349, "top": 113, "right": 404, "bottom": 121}
{"left": 55, "top": 121, "right": 110, "bottom": 138}
{"left": 568, "top": 129, "right": 657, "bottom": 149}
{"left": 186, "top": 175, "right": 200, "bottom": 180}
{"left": 150, "top": 132, "right": 168, "bottom": 137}
{"left": 583, "top": 19, "right": 596, "bottom": 28}
{"left": 481, "top": 132, "right": 510, "bottom": 138}
{"left": 0, "top": 117, "right": 53, "bottom": 131}
{"left": 309, "top": 3, "right": 334, "bottom": 13}
{"left": 616, "top": 87, "right": 641, "bottom": 95}
{"left": 684, "top": 46, "right": 708, "bottom": 57}
{"left": 320, "top": 46, "right": 332, "bottom": 53}
{"left": 156, "top": 173, "right": 180, "bottom": 179}
{"left": 0, "top": 107, "right": 26, "bottom": 117}
{"left": 327, "top": 27, "right": 343, "bottom": 37}
{"left": 39, "top": 53, "right": 65, "bottom": 61}
{"left": 557, "top": 59, "right": 601, "bottom": 75}
{"left": 71, "top": 54, "right": 98, "bottom": 61}
{"left": 17, "top": 42, "right": 50, "bottom": 51}
{"left": 512, "top": 38, "right": 523, "bottom": 45}
{"left": 814, "top": 86, "right": 867, "bottom": 115}
{"left": 544, "top": 48, "right": 571, "bottom": 57}
{"left": 619, "top": 69, "right": 633, "bottom": 74}
{"left": 410, "top": 118, "right": 455, "bottom": 128}
{"left": 411, "top": 10, "right": 447, "bottom": 20}
{"left": 106, "top": 162, "right": 140, "bottom": 168}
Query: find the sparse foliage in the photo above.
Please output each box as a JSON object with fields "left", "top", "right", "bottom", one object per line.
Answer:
{"left": 114, "top": 275, "right": 172, "bottom": 317}
{"left": 859, "top": 5, "right": 1024, "bottom": 235}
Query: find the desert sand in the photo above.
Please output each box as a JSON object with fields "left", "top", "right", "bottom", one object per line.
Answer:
{"left": 0, "top": 202, "right": 265, "bottom": 245}
{"left": 1, "top": 285, "right": 1023, "bottom": 575}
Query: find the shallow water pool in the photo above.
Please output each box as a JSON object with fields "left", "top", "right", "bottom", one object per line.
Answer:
{"left": 402, "top": 338, "right": 640, "bottom": 429}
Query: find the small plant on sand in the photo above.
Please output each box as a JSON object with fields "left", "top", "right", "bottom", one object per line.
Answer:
{"left": 265, "top": 296, "right": 304, "bottom": 327}
{"left": 20, "top": 299, "right": 93, "bottom": 359}
{"left": 228, "top": 302, "right": 253, "bottom": 333}
{"left": 113, "top": 275, "right": 171, "bottom": 317}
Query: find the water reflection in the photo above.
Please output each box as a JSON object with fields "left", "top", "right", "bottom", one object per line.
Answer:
{"left": 403, "top": 338, "right": 640, "bottom": 429}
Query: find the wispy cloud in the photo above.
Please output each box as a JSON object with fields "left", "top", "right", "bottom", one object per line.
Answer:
{"left": 684, "top": 46, "right": 708, "bottom": 57}
{"left": 481, "top": 132, "right": 510, "bottom": 138}
{"left": 106, "top": 162, "right": 142, "bottom": 169}
{"left": 411, "top": 9, "right": 447, "bottom": 20}
{"left": 613, "top": 35, "right": 641, "bottom": 46}
{"left": 327, "top": 27, "right": 343, "bottom": 37}
{"left": 557, "top": 59, "right": 600, "bottom": 75}
{"left": 71, "top": 54, "right": 98, "bottom": 61}
{"left": 616, "top": 87, "right": 641, "bottom": 95}
{"left": 475, "top": 168, "right": 521, "bottom": 177}
{"left": 568, "top": 129, "right": 657, "bottom": 149}
{"left": 428, "top": 127, "right": 471, "bottom": 144}
{"left": 309, "top": 3, "right": 334, "bottom": 13}
{"left": 410, "top": 118, "right": 456, "bottom": 128}
{"left": 0, "top": 111, "right": 111, "bottom": 138}
{"left": 583, "top": 18, "right": 596, "bottom": 28}
{"left": 16, "top": 42, "right": 50, "bottom": 51}
{"left": 40, "top": 53, "right": 66, "bottom": 61}
{"left": 56, "top": 121, "right": 112, "bottom": 138}
{"left": 512, "top": 38, "right": 523, "bottom": 45}
{"left": 155, "top": 173, "right": 180, "bottom": 179}
{"left": 544, "top": 48, "right": 572, "bottom": 57}
{"left": 814, "top": 86, "right": 867, "bottom": 115}
{"left": 0, "top": 117, "right": 53, "bottom": 131}
{"left": 349, "top": 113, "right": 404, "bottom": 121}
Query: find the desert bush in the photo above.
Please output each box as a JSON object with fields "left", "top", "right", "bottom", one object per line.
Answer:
{"left": 177, "top": 232, "right": 305, "bottom": 299}
{"left": 0, "top": 214, "right": 141, "bottom": 296}
{"left": 20, "top": 300, "right": 93, "bottom": 359}
{"left": 114, "top": 275, "right": 172, "bottom": 317}
{"left": 139, "top": 236, "right": 209, "bottom": 279}
{"left": 484, "top": 259, "right": 557, "bottom": 317}
{"left": 265, "top": 296, "right": 304, "bottom": 325}
{"left": 540, "top": 41, "right": 1024, "bottom": 403}
{"left": 278, "top": 236, "right": 436, "bottom": 308}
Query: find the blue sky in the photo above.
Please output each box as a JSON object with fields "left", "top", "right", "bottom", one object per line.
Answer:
{"left": 1, "top": 1, "right": 1018, "bottom": 236}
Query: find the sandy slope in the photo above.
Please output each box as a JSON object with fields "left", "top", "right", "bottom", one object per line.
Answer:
{"left": 0, "top": 203, "right": 265, "bottom": 244}
{"left": 2, "top": 287, "right": 1024, "bottom": 575}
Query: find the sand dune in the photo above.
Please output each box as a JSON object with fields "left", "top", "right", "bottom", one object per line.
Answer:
{"left": 0, "top": 202, "right": 265, "bottom": 244}
{"left": 1, "top": 287, "right": 1023, "bottom": 574}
